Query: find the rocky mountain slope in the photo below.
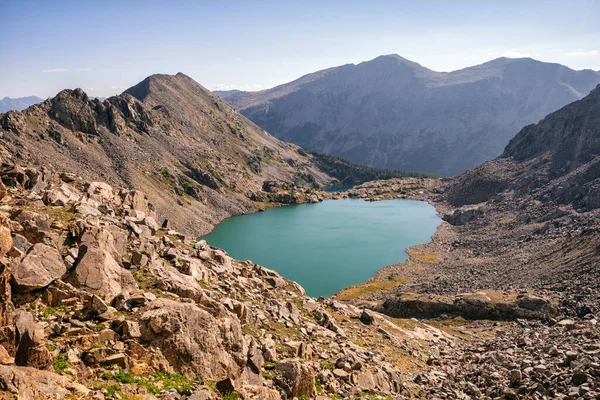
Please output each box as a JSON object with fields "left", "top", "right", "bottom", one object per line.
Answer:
{"left": 0, "top": 96, "right": 44, "bottom": 113}
{"left": 329, "top": 85, "right": 600, "bottom": 398}
{"left": 220, "top": 55, "right": 600, "bottom": 175}
{"left": 0, "top": 73, "right": 335, "bottom": 236}
{"left": 0, "top": 165, "right": 490, "bottom": 399}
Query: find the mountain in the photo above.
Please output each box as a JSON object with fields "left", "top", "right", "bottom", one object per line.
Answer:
{"left": 220, "top": 55, "right": 600, "bottom": 175}
{"left": 446, "top": 83, "right": 600, "bottom": 208}
{"left": 0, "top": 96, "right": 44, "bottom": 112}
{"left": 0, "top": 73, "right": 335, "bottom": 235}
{"left": 212, "top": 89, "right": 242, "bottom": 99}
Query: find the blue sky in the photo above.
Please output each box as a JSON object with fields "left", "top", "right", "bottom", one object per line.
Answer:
{"left": 1, "top": 0, "right": 599, "bottom": 98}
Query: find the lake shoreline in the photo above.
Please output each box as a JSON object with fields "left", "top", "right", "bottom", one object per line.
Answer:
{"left": 202, "top": 177, "right": 446, "bottom": 298}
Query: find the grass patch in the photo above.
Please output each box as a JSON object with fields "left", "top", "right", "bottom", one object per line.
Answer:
{"left": 102, "top": 368, "right": 197, "bottom": 395}
{"left": 52, "top": 353, "right": 70, "bottom": 374}
{"left": 407, "top": 250, "right": 438, "bottom": 264}
{"left": 335, "top": 278, "right": 409, "bottom": 301}
{"left": 41, "top": 305, "right": 69, "bottom": 320}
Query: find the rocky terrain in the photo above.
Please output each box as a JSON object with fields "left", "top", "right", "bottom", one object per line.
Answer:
{"left": 334, "top": 86, "right": 600, "bottom": 398}
{"left": 218, "top": 55, "right": 600, "bottom": 175}
{"left": 1, "top": 73, "right": 600, "bottom": 399}
{"left": 0, "top": 73, "right": 334, "bottom": 237}
{"left": 0, "top": 164, "right": 508, "bottom": 400}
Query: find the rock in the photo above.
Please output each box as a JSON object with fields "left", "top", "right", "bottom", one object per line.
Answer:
{"left": 11, "top": 243, "right": 66, "bottom": 292}
{"left": 276, "top": 358, "right": 315, "bottom": 398}
{"left": 85, "top": 294, "right": 109, "bottom": 314}
{"left": 100, "top": 353, "right": 128, "bottom": 369}
{"left": 509, "top": 369, "right": 522, "bottom": 385}
{"left": 43, "top": 183, "right": 82, "bottom": 206}
{"left": 68, "top": 246, "right": 137, "bottom": 301}
{"left": 360, "top": 309, "right": 376, "bottom": 325}
{"left": 333, "top": 368, "right": 349, "bottom": 379}
{"left": 14, "top": 311, "right": 51, "bottom": 369}
{"left": 0, "top": 214, "right": 12, "bottom": 258}
{"left": 0, "top": 344, "right": 13, "bottom": 365}
{"left": 0, "top": 365, "right": 90, "bottom": 397}
{"left": 131, "top": 251, "right": 149, "bottom": 267}
{"left": 262, "top": 337, "right": 277, "bottom": 362}
{"left": 121, "top": 320, "right": 141, "bottom": 339}
{"left": 188, "top": 388, "right": 219, "bottom": 400}
{"left": 86, "top": 181, "right": 114, "bottom": 201}
{"left": 0, "top": 260, "right": 13, "bottom": 327}
{"left": 140, "top": 298, "right": 245, "bottom": 380}
{"left": 572, "top": 371, "right": 588, "bottom": 385}
{"left": 503, "top": 388, "right": 518, "bottom": 400}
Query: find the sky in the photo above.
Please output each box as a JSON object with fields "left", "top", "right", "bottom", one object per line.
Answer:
{"left": 1, "top": 0, "right": 599, "bottom": 98}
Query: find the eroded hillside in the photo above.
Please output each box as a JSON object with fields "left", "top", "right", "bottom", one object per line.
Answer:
{"left": 0, "top": 73, "right": 332, "bottom": 236}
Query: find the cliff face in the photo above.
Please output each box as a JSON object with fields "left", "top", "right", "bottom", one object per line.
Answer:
{"left": 0, "top": 73, "right": 333, "bottom": 236}
{"left": 446, "top": 84, "right": 600, "bottom": 209}
{"left": 221, "top": 56, "right": 600, "bottom": 175}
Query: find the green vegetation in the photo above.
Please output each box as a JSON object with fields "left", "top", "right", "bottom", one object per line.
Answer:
{"left": 263, "top": 361, "right": 278, "bottom": 370}
{"left": 222, "top": 392, "right": 240, "bottom": 400}
{"left": 315, "top": 377, "right": 324, "bottom": 393}
{"left": 262, "top": 371, "right": 273, "bottom": 380}
{"left": 160, "top": 168, "right": 172, "bottom": 180}
{"left": 307, "top": 150, "right": 441, "bottom": 184}
{"left": 41, "top": 305, "right": 69, "bottom": 320}
{"left": 101, "top": 368, "right": 197, "bottom": 395}
{"left": 52, "top": 353, "right": 70, "bottom": 374}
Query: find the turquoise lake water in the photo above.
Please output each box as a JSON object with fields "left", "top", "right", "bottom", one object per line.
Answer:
{"left": 201, "top": 198, "right": 441, "bottom": 298}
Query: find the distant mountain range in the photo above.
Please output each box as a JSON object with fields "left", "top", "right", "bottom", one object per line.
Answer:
{"left": 0, "top": 96, "right": 44, "bottom": 113}
{"left": 217, "top": 55, "right": 600, "bottom": 175}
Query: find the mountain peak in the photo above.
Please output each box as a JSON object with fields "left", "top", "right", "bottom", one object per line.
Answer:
{"left": 366, "top": 54, "right": 430, "bottom": 71}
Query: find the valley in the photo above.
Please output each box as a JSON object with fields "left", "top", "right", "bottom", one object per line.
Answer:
{"left": 0, "top": 60, "right": 598, "bottom": 400}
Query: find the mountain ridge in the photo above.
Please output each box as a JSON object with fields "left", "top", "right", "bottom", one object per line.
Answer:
{"left": 0, "top": 73, "right": 336, "bottom": 236}
{"left": 219, "top": 55, "right": 600, "bottom": 175}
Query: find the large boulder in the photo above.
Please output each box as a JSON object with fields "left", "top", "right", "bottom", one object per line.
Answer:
{"left": 80, "top": 226, "right": 126, "bottom": 260}
{"left": 11, "top": 243, "right": 66, "bottom": 292}
{"left": 276, "top": 358, "right": 315, "bottom": 398}
{"left": 140, "top": 298, "right": 246, "bottom": 381}
{"left": 0, "top": 214, "right": 12, "bottom": 257}
{"left": 42, "top": 183, "right": 82, "bottom": 206}
{"left": 0, "top": 261, "right": 13, "bottom": 327}
{"left": 0, "top": 365, "right": 89, "bottom": 398}
{"left": 14, "top": 310, "right": 51, "bottom": 369}
{"left": 68, "top": 246, "right": 137, "bottom": 301}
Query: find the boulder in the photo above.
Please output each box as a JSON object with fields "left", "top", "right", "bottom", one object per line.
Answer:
{"left": 0, "top": 365, "right": 89, "bottom": 398}
{"left": 0, "top": 214, "right": 12, "bottom": 258}
{"left": 42, "top": 183, "right": 82, "bottom": 206}
{"left": 86, "top": 181, "right": 114, "bottom": 201}
{"left": 276, "top": 358, "right": 315, "bottom": 398}
{"left": 0, "top": 261, "right": 13, "bottom": 327}
{"left": 11, "top": 243, "right": 66, "bottom": 292}
{"left": 68, "top": 246, "right": 137, "bottom": 301}
{"left": 14, "top": 311, "right": 51, "bottom": 369}
{"left": 140, "top": 298, "right": 245, "bottom": 381}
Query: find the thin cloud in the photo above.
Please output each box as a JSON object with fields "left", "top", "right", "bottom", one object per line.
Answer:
{"left": 502, "top": 49, "right": 531, "bottom": 58}
{"left": 564, "top": 50, "right": 598, "bottom": 57}
{"left": 213, "top": 84, "right": 264, "bottom": 91}
{"left": 74, "top": 68, "right": 92, "bottom": 71}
